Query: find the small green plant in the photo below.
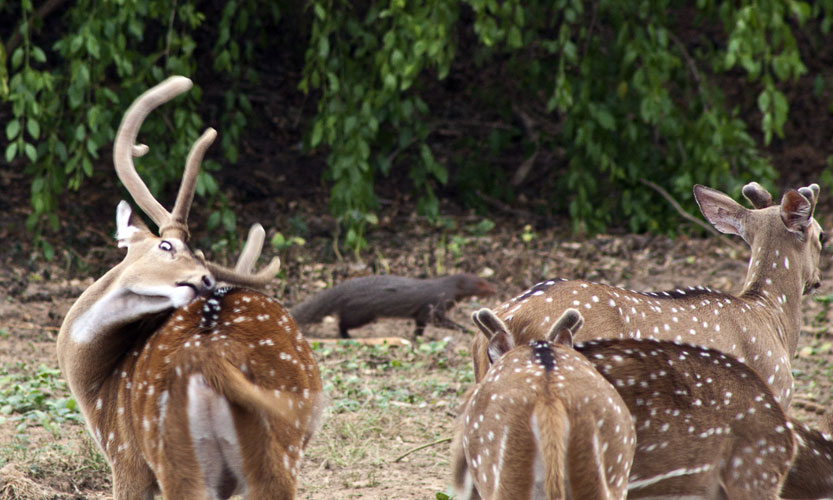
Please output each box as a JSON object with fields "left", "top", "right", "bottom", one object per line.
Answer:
{"left": 270, "top": 232, "right": 306, "bottom": 251}
{"left": 520, "top": 224, "right": 536, "bottom": 243}
{"left": 466, "top": 219, "right": 496, "bottom": 237}
{"left": 0, "top": 363, "right": 82, "bottom": 435}
{"left": 813, "top": 293, "right": 833, "bottom": 325}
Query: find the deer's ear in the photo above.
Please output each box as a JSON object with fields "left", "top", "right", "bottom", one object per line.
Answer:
{"left": 487, "top": 331, "right": 513, "bottom": 363}
{"left": 781, "top": 190, "right": 813, "bottom": 235}
{"left": 116, "top": 201, "right": 151, "bottom": 248}
{"left": 472, "top": 308, "right": 509, "bottom": 340}
{"left": 799, "top": 184, "right": 821, "bottom": 214}
{"left": 546, "top": 308, "right": 582, "bottom": 347}
{"left": 694, "top": 185, "right": 749, "bottom": 242}
{"left": 549, "top": 328, "right": 574, "bottom": 348}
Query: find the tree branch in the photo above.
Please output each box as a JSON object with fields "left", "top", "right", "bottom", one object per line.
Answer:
{"left": 667, "top": 30, "right": 713, "bottom": 112}
{"left": 639, "top": 178, "right": 743, "bottom": 251}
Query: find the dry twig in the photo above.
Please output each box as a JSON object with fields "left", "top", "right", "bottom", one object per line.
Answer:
{"left": 392, "top": 437, "right": 452, "bottom": 463}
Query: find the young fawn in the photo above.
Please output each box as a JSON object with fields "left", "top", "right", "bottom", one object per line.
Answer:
{"left": 452, "top": 309, "right": 636, "bottom": 500}
{"left": 58, "top": 76, "right": 323, "bottom": 500}
{"left": 473, "top": 182, "right": 824, "bottom": 406}
{"left": 472, "top": 308, "right": 796, "bottom": 500}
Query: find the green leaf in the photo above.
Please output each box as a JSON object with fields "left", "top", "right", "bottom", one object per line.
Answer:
{"left": 311, "top": 120, "right": 324, "bottom": 147}
{"left": 5, "top": 142, "right": 17, "bottom": 162}
{"left": 508, "top": 26, "right": 522, "bottom": 48}
{"left": 6, "top": 119, "right": 20, "bottom": 140}
{"left": 82, "top": 156, "right": 93, "bottom": 176}
{"left": 207, "top": 211, "right": 221, "bottom": 231}
{"left": 318, "top": 36, "right": 329, "bottom": 58}
{"left": 757, "top": 90, "right": 770, "bottom": 114}
{"left": 41, "top": 240, "right": 54, "bottom": 261}
{"left": 11, "top": 48, "right": 23, "bottom": 69}
{"left": 222, "top": 209, "right": 236, "bottom": 232}
{"left": 26, "top": 118, "right": 39, "bottom": 139}
{"left": 31, "top": 46, "right": 46, "bottom": 63}
{"left": 595, "top": 108, "right": 615, "bottom": 131}
{"left": 24, "top": 142, "right": 37, "bottom": 162}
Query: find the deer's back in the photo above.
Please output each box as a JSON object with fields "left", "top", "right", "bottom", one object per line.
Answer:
{"left": 576, "top": 338, "right": 794, "bottom": 499}
{"left": 495, "top": 279, "right": 791, "bottom": 402}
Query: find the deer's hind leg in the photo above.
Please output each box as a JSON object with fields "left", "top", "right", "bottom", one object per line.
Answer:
{"left": 111, "top": 460, "right": 157, "bottom": 500}
{"left": 234, "top": 411, "right": 298, "bottom": 500}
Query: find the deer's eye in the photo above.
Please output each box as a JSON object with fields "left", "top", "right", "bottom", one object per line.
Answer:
{"left": 820, "top": 231, "right": 827, "bottom": 246}
{"left": 159, "top": 240, "right": 174, "bottom": 252}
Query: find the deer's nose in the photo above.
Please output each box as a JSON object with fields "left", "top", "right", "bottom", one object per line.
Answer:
{"left": 201, "top": 274, "right": 216, "bottom": 294}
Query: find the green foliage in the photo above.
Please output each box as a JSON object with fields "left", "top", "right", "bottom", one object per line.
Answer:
{"left": 301, "top": 0, "right": 828, "bottom": 241}
{"left": 4, "top": 1, "right": 832, "bottom": 255}
{"left": 1, "top": 0, "right": 279, "bottom": 257}
{"left": 0, "top": 363, "right": 81, "bottom": 435}
{"left": 270, "top": 232, "right": 306, "bottom": 251}
{"left": 301, "top": 0, "right": 457, "bottom": 251}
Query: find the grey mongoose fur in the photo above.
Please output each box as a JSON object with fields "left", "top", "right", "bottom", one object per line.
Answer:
{"left": 290, "top": 273, "right": 496, "bottom": 338}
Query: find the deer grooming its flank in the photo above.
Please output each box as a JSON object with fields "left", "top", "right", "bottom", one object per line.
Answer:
{"left": 472, "top": 308, "right": 796, "bottom": 500}
{"left": 472, "top": 182, "right": 824, "bottom": 407}
{"left": 452, "top": 309, "right": 636, "bottom": 500}
{"left": 57, "top": 76, "right": 323, "bottom": 500}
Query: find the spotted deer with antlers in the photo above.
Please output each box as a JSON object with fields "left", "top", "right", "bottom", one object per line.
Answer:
{"left": 452, "top": 309, "right": 636, "bottom": 500}
{"left": 57, "top": 76, "right": 324, "bottom": 500}
{"left": 472, "top": 182, "right": 824, "bottom": 407}
{"left": 471, "top": 308, "right": 796, "bottom": 500}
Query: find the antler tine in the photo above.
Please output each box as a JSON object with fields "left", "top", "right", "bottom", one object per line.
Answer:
{"left": 162, "top": 128, "right": 217, "bottom": 240}
{"left": 235, "top": 223, "right": 267, "bottom": 273}
{"left": 113, "top": 76, "right": 193, "bottom": 236}
{"left": 205, "top": 223, "right": 282, "bottom": 289}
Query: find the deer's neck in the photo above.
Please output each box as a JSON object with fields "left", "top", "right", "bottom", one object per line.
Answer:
{"left": 57, "top": 268, "right": 173, "bottom": 405}
{"left": 739, "top": 241, "right": 805, "bottom": 354}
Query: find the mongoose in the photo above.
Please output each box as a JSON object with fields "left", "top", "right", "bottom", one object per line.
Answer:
{"left": 290, "top": 273, "right": 496, "bottom": 338}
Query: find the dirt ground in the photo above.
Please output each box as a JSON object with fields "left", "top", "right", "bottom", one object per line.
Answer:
{"left": 1, "top": 182, "right": 832, "bottom": 499}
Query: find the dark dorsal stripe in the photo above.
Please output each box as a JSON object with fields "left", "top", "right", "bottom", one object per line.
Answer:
{"left": 529, "top": 340, "right": 556, "bottom": 372}
{"left": 199, "top": 286, "right": 232, "bottom": 331}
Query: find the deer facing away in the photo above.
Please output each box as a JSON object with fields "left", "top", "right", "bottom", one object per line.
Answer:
{"left": 472, "top": 181, "right": 824, "bottom": 407}
{"left": 472, "top": 308, "right": 796, "bottom": 500}
{"left": 57, "top": 76, "right": 323, "bottom": 500}
{"left": 452, "top": 309, "right": 636, "bottom": 500}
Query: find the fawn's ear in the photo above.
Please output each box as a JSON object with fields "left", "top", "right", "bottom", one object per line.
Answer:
{"left": 472, "top": 308, "right": 514, "bottom": 363}
{"left": 548, "top": 327, "right": 573, "bottom": 348}
{"left": 116, "top": 201, "right": 152, "bottom": 248}
{"left": 487, "top": 331, "right": 513, "bottom": 363}
{"left": 780, "top": 189, "right": 813, "bottom": 235}
{"left": 694, "top": 185, "right": 749, "bottom": 243}
{"left": 472, "top": 308, "right": 509, "bottom": 340}
{"left": 546, "top": 308, "right": 583, "bottom": 347}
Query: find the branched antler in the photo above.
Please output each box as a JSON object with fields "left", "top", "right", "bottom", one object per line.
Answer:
{"left": 199, "top": 224, "right": 282, "bottom": 289}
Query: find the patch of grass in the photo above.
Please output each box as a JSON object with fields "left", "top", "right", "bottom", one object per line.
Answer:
{"left": 312, "top": 339, "right": 470, "bottom": 413}
{"left": 0, "top": 363, "right": 81, "bottom": 436}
